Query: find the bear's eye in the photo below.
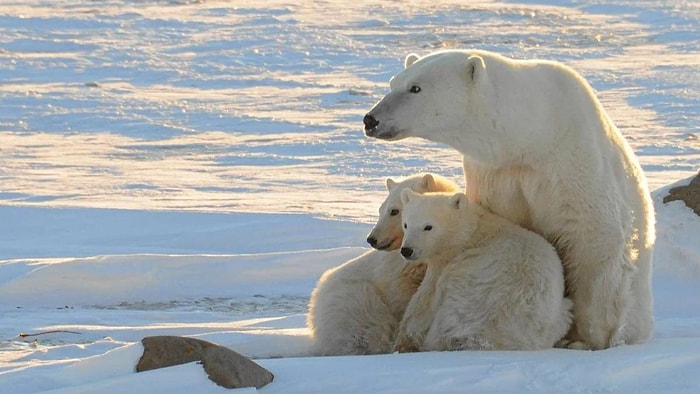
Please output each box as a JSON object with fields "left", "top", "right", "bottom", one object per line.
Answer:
{"left": 424, "top": 225, "right": 433, "bottom": 231}
{"left": 403, "top": 223, "right": 407, "bottom": 229}
{"left": 409, "top": 85, "right": 421, "bottom": 94}
{"left": 390, "top": 209, "right": 400, "bottom": 216}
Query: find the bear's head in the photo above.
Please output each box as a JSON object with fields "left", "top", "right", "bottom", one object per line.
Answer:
{"left": 363, "top": 50, "right": 488, "bottom": 148}
{"left": 366, "top": 173, "right": 459, "bottom": 251}
{"left": 399, "top": 189, "right": 473, "bottom": 262}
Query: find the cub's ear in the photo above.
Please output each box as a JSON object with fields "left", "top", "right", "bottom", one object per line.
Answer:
{"left": 450, "top": 193, "right": 469, "bottom": 210}
{"left": 404, "top": 53, "right": 420, "bottom": 69}
{"left": 421, "top": 173, "right": 436, "bottom": 191}
{"left": 386, "top": 178, "right": 397, "bottom": 191}
{"left": 465, "top": 55, "right": 486, "bottom": 84}
{"left": 401, "top": 188, "right": 419, "bottom": 205}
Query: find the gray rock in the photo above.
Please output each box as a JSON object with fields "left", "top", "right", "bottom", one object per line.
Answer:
{"left": 136, "top": 335, "right": 274, "bottom": 389}
{"left": 663, "top": 171, "right": 700, "bottom": 216}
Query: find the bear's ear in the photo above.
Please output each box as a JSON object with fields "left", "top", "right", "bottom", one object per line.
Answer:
{"left": 450, "top": 193, "right": 468, "bottom": 210}
{"left": 401, "top": 188, "right": 418, "bottom": 205}
{"left": 421, "top": 173, "right": 436, "bottom": 191}
{"left": 465, "top": 55, "right": 486, "bottom": 84}
{"left": 386, "top": 178, "right": 397, "bottom": 191}
{"left": 404, "top": 53, "right": 420, "bottom": 69}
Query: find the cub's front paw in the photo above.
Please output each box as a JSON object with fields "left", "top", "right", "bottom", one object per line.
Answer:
{"left": 565, "top": 340, "right": 594, "bottom": 350}
{"left": 393, "top": 334, "right": 419, "bottom": 353}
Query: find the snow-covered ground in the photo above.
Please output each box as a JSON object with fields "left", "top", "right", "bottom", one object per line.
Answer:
{"left": 0, "top": 0, "right": 698, "bottom": 392}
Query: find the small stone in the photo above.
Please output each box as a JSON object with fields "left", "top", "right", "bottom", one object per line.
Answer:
{"left": 136, "top": 336, "right": 274, "bottom": 389}
{"left": 663, "top": 171, "right": 700, "bottom": 216}
{"left": 201, "top": 345, "right": 274, "bottom": 389}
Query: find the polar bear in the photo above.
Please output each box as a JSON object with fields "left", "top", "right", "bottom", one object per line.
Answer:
{"left": 394, "top": 190, "right": 572, "bottom": 352}
{"left": 363, "top": 49, "right": 655, "bottom": 350}
{"left": 307, "top": 173, "right": 459, "bottom": 355}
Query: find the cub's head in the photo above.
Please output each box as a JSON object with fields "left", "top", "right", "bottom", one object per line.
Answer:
{"left": 363, "top": 50, "right": 487, "bottom": 146}
{"left": 399, "top": 190, "right": 471, "bottom": 263}
{"left": 366, "top": 173, "right": 459, "bottom": 251}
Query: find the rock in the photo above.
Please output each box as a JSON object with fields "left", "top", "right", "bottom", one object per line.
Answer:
{"left": 200, "top": 344, "right": 273, "bottom": 389}
{"left": 663, "top": 171, "right": 700, "bottom": 216}
{"left": 136, "top": 336, "right": 274, "bottom": 389}
{"left": 137, "top": 336, "right": 209, "bottom": 373}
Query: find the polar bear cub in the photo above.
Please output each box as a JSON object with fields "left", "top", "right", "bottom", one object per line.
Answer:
{"left": 394, "top": 190, "right": 572, "bottom": 352}
{"left": 307, "top": 174, "right": 459, "bottom": 356}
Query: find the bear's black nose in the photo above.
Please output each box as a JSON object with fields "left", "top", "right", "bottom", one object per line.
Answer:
{"left": 366, "top": 236, "right": 377, "bottom": 248}
{"left": 400, "top": 247, "right": 413, "bottom": 258}
{"left": 363, "top": 114, "right": 379, "bottom": 131}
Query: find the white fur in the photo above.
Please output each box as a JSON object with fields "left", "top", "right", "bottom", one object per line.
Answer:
{"left": 365, "top": 49, "right": 655, "bottom": 349}
{"left": 307, "top": 173, "right": 459, "bottom": 355}
{"left": 394, "top": 190, "right": 572, "bottom": 352}
{"left": 367, "top": 173, "right": 460, "bottom": 251}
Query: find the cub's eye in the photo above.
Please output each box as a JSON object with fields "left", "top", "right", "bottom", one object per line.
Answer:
{"left": 390, "top": 209, "right": 400, "bottom": 216}
{"left": 424, "top": 225, "right": 433, "bottom": 231}
{"left": 403, "top": 223, "right": 407, "bottom": 229}
{"left": 409, "top": 85, "right": 421, "bottom": 94}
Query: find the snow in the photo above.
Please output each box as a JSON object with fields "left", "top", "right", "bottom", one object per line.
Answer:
{"left": 0, "top": 0, "right": 699, "bottom": 392}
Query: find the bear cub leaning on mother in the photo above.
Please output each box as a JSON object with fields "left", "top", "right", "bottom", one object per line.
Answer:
{"left": 394, "top": 190, "right": 572, "bottom": 352}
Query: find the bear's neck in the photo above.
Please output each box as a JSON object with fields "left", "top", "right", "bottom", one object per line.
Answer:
{"left": 461, "top": 210, "right": 501, "bottom": 250}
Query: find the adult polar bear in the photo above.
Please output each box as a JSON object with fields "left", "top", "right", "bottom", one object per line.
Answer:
{"left": 363, "top": 49, "right": 655, "bottom": 350}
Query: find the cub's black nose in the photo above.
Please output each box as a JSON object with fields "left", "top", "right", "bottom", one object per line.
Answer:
{"left": 363, "top": 114, "right": 379, "bottom": 131}
{"left": 367, "top": 236, "right": 377, "bottom": 248}
{"left": 400, "top": 247, "right": 413, "bottom": 258}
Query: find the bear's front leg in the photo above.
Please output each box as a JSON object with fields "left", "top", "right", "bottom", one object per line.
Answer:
{"left": 393, "top": 306, "right": 431, "bottom": 353}
{"left": 393, "top": 329, "right": 420, "bottom": 353}
{"left": 564, "top": 237, "right": 635, "bottom": 350}
{"left": 393, "top": 267, "right": 440, "bottom": 353}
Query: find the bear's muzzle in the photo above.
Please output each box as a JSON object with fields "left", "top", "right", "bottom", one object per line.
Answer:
{"left": 363, "top": 114, "right": 379, "bottom": 135}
